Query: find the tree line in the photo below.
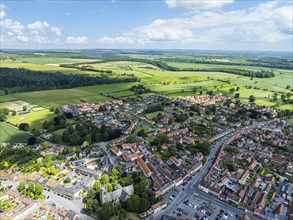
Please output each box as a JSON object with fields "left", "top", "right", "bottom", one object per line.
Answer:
{"left": 0, "top": 67, "right": 138, "bottom": 94}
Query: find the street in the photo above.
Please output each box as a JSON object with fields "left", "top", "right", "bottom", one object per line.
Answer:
{"left": 150, "top": 120, "right": 275, "bottom": 220}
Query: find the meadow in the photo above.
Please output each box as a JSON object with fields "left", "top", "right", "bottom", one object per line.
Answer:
{"left": 0, "top": 51, "right": 292, "bottom": 111}
{"left": 7, "top": 108, "right": 55, "bottom": 130}
{"left": 0, "top": 82, "right": 138, "bottom": 107}
{"left": 0, "top": 122, "right": 32, "bottom": 143}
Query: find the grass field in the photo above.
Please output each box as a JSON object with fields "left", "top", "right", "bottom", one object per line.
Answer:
{"left": 1, "top": 56, "right": 292, "bottom": 110}
{"left": 0, "top": 100, "right": 29, "bottom": 111}
{"left": 0, "top": 82, "right": 138, "bottom": 107}
{"left": 0, "top": 122, "right": 32, "bottom": 143}
{"left": 7, "top": 109, "right": 55, "bottom": 130}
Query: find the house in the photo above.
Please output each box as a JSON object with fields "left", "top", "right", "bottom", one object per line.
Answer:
{"left": 137, "top": 157, "right": 152, "bottom": 177}
{"left": 66, "top": 152, "right": 77, "bottom": 160}
{"left": 281, "top": 183, "right": 292, "bottom": 201}
{"left": 100, "top": 184, "right": 134, "bottom": 205}
{"left": 75, "top": 166, "right": 102, "bottom": 178}
{"left": 111, "top": 146, "right": 123, "bottom": 156}
{"left": 148, "top": 200, "right": 167, "bottom": 214}
{"left": 238, "top": 170, "right": 250, "bottom": 185}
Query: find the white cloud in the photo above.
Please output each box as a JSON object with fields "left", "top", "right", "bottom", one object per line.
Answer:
{"left": 97, "top": 1, "right": 293, "bottom": 49}
{"left": 17, "top": 35, "right": 29, "bottom": 42}
{"left": 50, "top": 26, "right": 62, "bottom": 36}
{"left": 165, "top": 0, "right": 234, "bottom": 10}
{"left": 65, "top": 12, "right": 71, "bottom": 16}
{"left": 65, "top": 36, "right": 88, "bottom": 44}
{"left": 27, "top": 21, "right": 50, "bottom": 32}
{"left": 1, "top": 6, "right": 64, "bottom": 47}
{"left": 1, "top": 19, "right": 25, "bottom": 35}
{"left": 0, "top": 10, "right": 6, "bottom": 18}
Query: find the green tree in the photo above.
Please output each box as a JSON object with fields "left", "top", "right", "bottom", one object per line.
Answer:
{"left": 17, "top": 181, "right": 26, "bottom": 193}
{"left": 28, "top": 136, "right": 37, "bottom": 145}
{"left": 234, "top": 93, "right": 240, "bottom": 99}
{"left": 27, "top": 182, "right": 34, "bottom": 193}
{"left": 99, "top": 202, "right": 115, "bottom": 220}
{"left": 100, "top": 174, "right": 109, "bottom": 184}
{"left": 127, "top": 134, "right": 137, "bottom": 143}
{"left": 35, "top": 183, "right": 43, "bottom": 196}
{"left": 249, "top": 95, "right": 256, "bottom": 102}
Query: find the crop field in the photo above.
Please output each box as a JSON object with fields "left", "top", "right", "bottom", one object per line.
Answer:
{"left": 0, "top": 58, "right": 98, "bottom": 75}
{"left": 0, "top": 122, "right": 32, "bottom": 143}
{"left": 7, "top": 108, "right": 55, "bottom": 130}
{"left": 0, "top": 82, "right": 138, "bottom": 107}
{"left": 0, "top": 100, "right": 29, "bottom": 111}
{"left": 166, "top": 62, "right": 293, "bottom": 72}
{"left": 1, "top": 53, "right": 292, "bottom": 111}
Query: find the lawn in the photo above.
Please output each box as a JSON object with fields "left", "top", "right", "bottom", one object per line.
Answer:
{"left": 7, "top": 109, "right": 55, "bottom": 130}
{"left": 146, "top": 111, "right": 165, "bottom": 119}
{"left": 0, "top": 122, "right": 32, "bottom": 143}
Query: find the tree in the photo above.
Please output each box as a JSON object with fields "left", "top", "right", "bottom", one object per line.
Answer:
{"left": 137, "top": 129, "right": 147, "bottom": 137}
{"left": 62, "top": 130, "right": 71, "bottom": 143}
{"left": 139, "top": 198, "right": 151, "bottom": 212}
{"left": 43, "top": 120, "right": 49, "bottom": 129}
{"left": 99, "top": 202, "right": 115, "bottom": 220}
{"left": 226, "top": 162, "right": 237, "bottom": 172}
{"left": 229, "top": 88, "right": 235, "bottom": 93}
{"left": 70, "top": 131, "right": 81, "bottom": 145}
{"left": 234, "top": 93, "right": 240, "bottom": 98}
{"left": 27, "top": 182, "right": 34, "bottom": 193}
{"left": 19, "top": 123, "right": 29, "bottom": 131}
{"left": 23, "top": 106, "right": 27, "bottom": 111}
{"left": 100, "top": 174, "right": 109, "bottom": 184}
{"left": 127, "top": 134, "right": 137, "bottom": 143}
{"left": 35, "top": 183, "right": 43, "bottom": 196}
{"left": 64, "top": 177, "right": 71, "bottom": 184}
{"left": 42, "top": 141, "right": 49, "bottom": 149}
{"left": 86, "top": 198, "right": 99, "bottom": 215}
{"left": 126, "top": 194, "right": 140, "bottom": 212}
{"left": 249, "top": 95, "right": 256, "bottom": 103}
{"left": 28, "top": 136, "right": 37, "bottom": 145}
{"left": 134, "top": 181, "right": 147, "bottom": 196}
{"left": 17, "top": 181, "right": 26, "bottom": 192}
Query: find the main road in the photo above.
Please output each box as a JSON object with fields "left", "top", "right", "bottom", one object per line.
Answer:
{"left": 151, "top": 120, "right": 276, "bottom": 220}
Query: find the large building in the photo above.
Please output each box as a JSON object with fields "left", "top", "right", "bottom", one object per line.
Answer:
{"left": 100, "top": 184, "right": 134, "bottom": 205}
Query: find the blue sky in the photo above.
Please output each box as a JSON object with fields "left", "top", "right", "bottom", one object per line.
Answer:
{"left": 1, "top": 0, "right": 292, "bottom": 51}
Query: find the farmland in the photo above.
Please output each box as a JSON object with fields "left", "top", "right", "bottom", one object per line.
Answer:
{"left": 0, "top": 50, "right": 292, "bottom": 111}
{"left": 0, "top": 122, "right": 32, "bottom": 143}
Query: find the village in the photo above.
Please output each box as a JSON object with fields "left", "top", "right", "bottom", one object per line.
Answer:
{"left": 0, "top": 94, "right": 292, "bottom": 220}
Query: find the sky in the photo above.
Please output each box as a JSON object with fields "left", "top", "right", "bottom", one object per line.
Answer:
{"left": 0, "top": 0, "right": 292, "bottom": 51}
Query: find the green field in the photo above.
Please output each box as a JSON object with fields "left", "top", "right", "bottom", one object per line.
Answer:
{"left": 7, "top": 109, "right": 55, "bottom": 130}
{"left": 0, "top": 82, "right": 138, "bottom": 107}
{"left": 0, "top": 122, "right": 32, "bottom": 143}
{"left": 1, "top": 52, "right": 292, "bottom": 111}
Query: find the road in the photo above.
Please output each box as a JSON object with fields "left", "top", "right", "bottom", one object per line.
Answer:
{"left": 151, "top": 120, "right": 275, "bottom": 220}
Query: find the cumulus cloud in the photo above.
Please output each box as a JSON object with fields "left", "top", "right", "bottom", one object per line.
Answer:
{"left": 27, "top": 21, "right": 49, "bottom": 32}
{"left": 50, "top": 26, "right": 62, "bottom": 36}
{"left": 65, "top": 36, "right": 88, "bottom": 44}
{"left": 16, "top": 35, "right": 29, "bottom": 42}
{"left": 165, "top": 0, "right": 234, "bottom": 10}
{"left": 1, "top": 19, "right": 25, "bottom": 35}
{"left": 97, "top": 0, "right": 292, "bottom": 49}
{"left": 1, "top": 5, "right": 63, "bottom": 47}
